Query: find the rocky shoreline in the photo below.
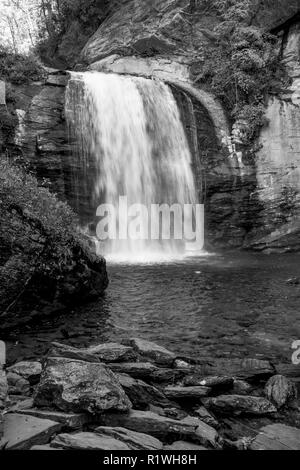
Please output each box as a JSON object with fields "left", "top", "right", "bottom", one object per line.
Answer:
{"left": 1, "top": 337, "right": 300, "bottom": 450}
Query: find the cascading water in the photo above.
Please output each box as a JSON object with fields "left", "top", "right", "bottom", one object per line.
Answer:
{"left": 65, "top": 71, "right": 201, "bottom": 261}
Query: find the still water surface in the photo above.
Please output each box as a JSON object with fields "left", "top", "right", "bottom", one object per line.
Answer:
{"left": 5, "top": 252, "right": 300, "bottom": 365}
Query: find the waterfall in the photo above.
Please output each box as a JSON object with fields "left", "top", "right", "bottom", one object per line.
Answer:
{"left": 65, "top": 72, "right": 200, "bottom": 261}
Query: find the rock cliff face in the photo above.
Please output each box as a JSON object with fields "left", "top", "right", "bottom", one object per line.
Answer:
{"left": 80, "top": 1, "right": 300, "bottom": 252}
{"left": 0, "top": 71, "right": 109, "bottom": 329}
{"left": 7, "top": 2, "right": 300, "bottom": 252}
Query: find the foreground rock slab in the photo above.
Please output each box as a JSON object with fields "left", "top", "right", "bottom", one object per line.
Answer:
{"left": 250, "top": 424, "right": 300, "bottom": 450}
{"left": 98, "top": 410, "right": 197, "bottom": 440}
{"left": 34, "top": 357, "right": 131, "bottom": 413}
{"left": 95, "top": 426, "right": 163, "bottom": 450}
{"left": 0, "top": 413, "right": 62, "bottom": 450}
{"left": 16, "top": 409, "right": 91, "bottom": 429}
{"left": 164, "top": 441, "right": 208, "bottom": 450}
{"left": 264, "top": 375, "right": 297, "bottom": 409}
{"left": 51, "top": 432, "right": 130, "bottom": 450}
{"left": 203, "top": 395, "right": 277, "bottom": 416}
{"left": 128, "top": 338, "right": 175, "bottom": 366}
{"left": 7, "top": 361, "right": 42, "bottom": 385}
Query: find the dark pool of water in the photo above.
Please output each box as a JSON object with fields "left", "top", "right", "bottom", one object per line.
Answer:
{"left": 4, "top": 252, "right": 300, "bottom": 365}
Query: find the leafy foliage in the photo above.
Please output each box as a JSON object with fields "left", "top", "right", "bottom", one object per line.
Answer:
{"left": 0, "top": 46, "right": 45, "bottom": 85}
{"left": 0, "top": 159, "right": 79, "bottom": 254}
{"left": 193, "top": 0, "right": 286, "bottom": 143}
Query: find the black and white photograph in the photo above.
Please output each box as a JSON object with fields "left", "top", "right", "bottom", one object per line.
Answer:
{"left": 0, "top": 0, "right": 300, "bottom": 460}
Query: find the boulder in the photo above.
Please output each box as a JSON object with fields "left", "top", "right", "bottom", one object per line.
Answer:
{"left": 34, "top": 357, "right": 131, "bottom": 413}
{"left": 264, "top": 375, "right": 298, "bottom": 409}
{"left": 98, "top": 409, "right": 197, "bottom": 440}
{"left": 250, "top": 424, "right": 300, "bottom": 450}
{"left": 48, "top": 342, "right": 137, "bottom": 364}
{"left": 0, "top": 413, "right": 62, "bottom": 450}
{"left": 164, "top": 386, "right": 211, "bottom": 400}
{"left": 7, "top": 372, "right": 30, "bottom": 396}
{"left": 16, "top": 409, "right": 91, "bottom": 430}
{"left": 108, "top": 362, "right": 158, "bottom": 380}
{"left": 86, "top": 343, "right": 137, "bottom": 363}
{"left": 95, "top": 426, "right": 163, "bottom": 450}
{"left": 51, "top": 432, "right": 130, "bottom": 450}
{"left": 164, "top": 441, "right": 208, "bottom": 450}
{"left": 128, "top": 338, "right": 175, "bottom": 366}
{"left": 203, "top": 395, "right": 277, "bottom": 416}
{"left": 116, "top": 373, "right": 171, "bottom": 409}
{"left": 7, "top": 361, "right": 42, "bottom": 385}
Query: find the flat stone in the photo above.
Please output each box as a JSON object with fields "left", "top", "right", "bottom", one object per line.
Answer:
{"left": 116, "top": 373, "right": 171, "bottom": 409}
{"left": 51, "top": 432, "right": 130, "bottom": 450}
{"left": 31, "top": 444, "right": 62, "bottom": 450}
{"left": 48, "top": 342, "right": 100, "bottom": 363}
{"left": 86, "top": 343, "right": 137, "bottom": 362}
{"left": 99, "top": 410, "right": 197, "bottom": 440}
{"left": 7, "top": 372, "right": 30, "bottom": 396}
{"left": 34, "top": 357, "right": 131, "bottom": 413}
{"left": 233, "top": 379, "right": 254, "bottom": 395}
{"left": 164, "top": 441, "right": 208, "bottom": 450}
{"left": 184, "top": 375, "right": 233, "bottom": 390}
{"left": 95, "top": 426, "right": 163, "bottom": 450}
{"left": 204, "top": 358, "right": 275, "bottom": 382}
{"left": 0, "top": 413, "right": 62, "bottom": 450}
{"left": 16, "top": 409, "right": 91, "bottom": 429}
{"left": 164, "top": 386, "right": 211, "bottom": 399}
{"left": 250, "top": 424, "right": 300, "bottom": 450}
{"left": 7, "top": 361, "right": 42, "bottom": 385}
{"left": 46, "top": 73, "right": 69, "bottom": 87}
{"left": 0, "top": 81, "right": 5, "bottom": 105}
{"left": 203, "top": 395, "right": 277, "bottom": 416}
{"left": 7, "top": 396, "right": 34, "bottom": 412}
{"left": 128, "top": 338, "right": 175, "bottom": 366}
{"left": 150, "top": 368, "right": 186, "bottom": 384}
{"left": 180, "top": 416, "right": 220, "bottom": 449}
{"left": 264, "top": 375, "right": 297, "bottom": 409}
{"left": 194, "top": 406, "right": 219, "bottom": 429}
{"left": 108, "top": 362, "right": 158, "bottom": 380}
{"left": 0, "top": 369, "right": 8, "bottom": 439}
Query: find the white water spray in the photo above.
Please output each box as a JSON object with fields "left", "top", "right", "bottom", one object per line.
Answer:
{"left": 66, "top": 72, "right": 201, "bottom": 261}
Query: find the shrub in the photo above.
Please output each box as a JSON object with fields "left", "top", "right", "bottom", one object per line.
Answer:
{"left": 0, "top": 46, "right": 45, "bottom": 85}
{"left": 193, "top": 0, "right": 286, "bottom": 144}
{"left": 0, "top": 159, "right": 80, "bottom": 272}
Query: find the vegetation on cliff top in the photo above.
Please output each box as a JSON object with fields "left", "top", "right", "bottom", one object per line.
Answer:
{"left": 192, "top": 0, "right": 288, "bottom": 143}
